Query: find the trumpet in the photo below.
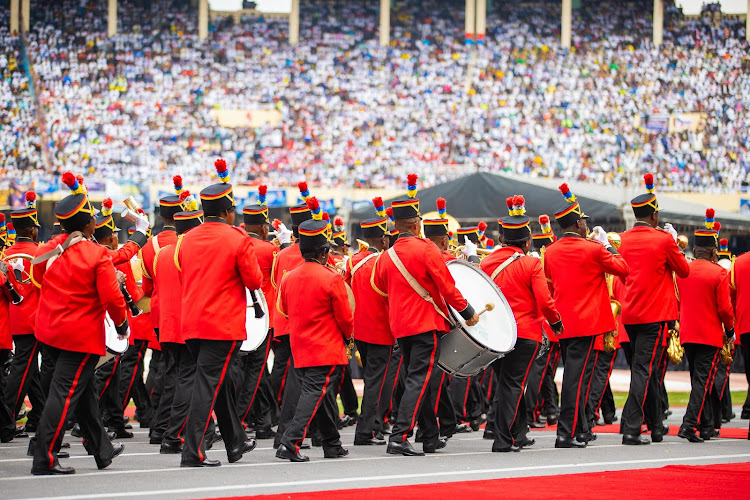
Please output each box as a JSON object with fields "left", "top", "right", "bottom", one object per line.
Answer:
{"left": 677, "top": 234, "right": 689, "bottom": 251}
{"left": 121, "top": 196, "right": 143, "bottom": 224}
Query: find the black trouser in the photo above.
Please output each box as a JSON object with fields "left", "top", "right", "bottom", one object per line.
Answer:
{"left": 354, "top": 341, "right": 392, "bottom": 441}
{"left": 377, "top": 343, "right": 401, "bottom": 432}
{"left": 237, "top": 332, "right": 275, "bottom": 430}
{"left": 490, "top": 338, "right": 539, "bottom": 449}
{"left": 389, "top": 331, "right": 440, "bottom": 447}
{"left": 274, "top": 339, "right": 302, "bottom": 449}
{"left": 682, "top": 343, "right": 721, "bottom": 434}
{"left": 450, "top": 374, "right": 483, "bottom": 422}
{"left": 526, "top": 342, "right": 553, "bottom": 422}
{"left": 5, "top": 335, "right": 45, "bottom": 426}
{"left": 118, "top": 339, "right": 150, "bottom": 420}
{"left": 162, "top": 343, "right": 196, "bottom": 447}
{"left": 32, "top": 348, "right": 114, "bottom": 471}
{"left": 270, "top": 336, "right": 292, "bottom": 406}
{"left": 280, "top": 365, "right": 343, "bottom": 453}
{"left": 621, "top": 323, "right": 665, "bottom": 436}
{"left": 182, "top": 339, "right": 245, "bottom": 463}
{"left": 146, "top": 349, "right": 165, "bottom": 418}
{"left": 152, "top": 345, "right": 178, "bottom": 437}
{"left": 339, "top": 364, "right": 358, "bottom": 417}
{"left": 741, "top": 333, "right": 750, "bottom": 416}
{"left": 656, "top": 339, "right": 670, "bottom": 415}
{"left": 712, "top": 357, "right": 732, "bottom": 428}
{"left": 384, "top": 346, "right": 404, "bottom": 427}
{"left": 95, "top": 357, "right": 126, "bottom": 432}
{"left": 0, "top": 349, "right": 17, "bottom": 440}
{"left": 430, "top": 367, "right": 457, "bottom": 437}
{"left": 557, "top": 336, "right": 597, "bottom": 439}
{"left": 586, "top": 349, "right": 616, "bottom": 424}
{"left": 541, "top": 343, "right": 561, "bottom": 418}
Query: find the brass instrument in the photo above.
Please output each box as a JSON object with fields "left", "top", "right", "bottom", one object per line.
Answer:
{"left": 606, "top": 232, "right": 621, "bottom": 250}
{"left": 720, "top": 335, "right": 734, "bottom": 364}
{"left": 602, "top": 233, "right": 622, "bottom": 353}
{"left": 356, "top": 239, "right": 369, "bottom": 253}
{"left": 677, "top": 234, "right": 689, "bottom": 251}
{"left": 3, "top": 253, "right": 33, "bottom": 284}
{"left": 121, "top": 196, "right": 143, "bottom": 224}
{"left": 667, "top": 324, "right": 684, "bottom": 364}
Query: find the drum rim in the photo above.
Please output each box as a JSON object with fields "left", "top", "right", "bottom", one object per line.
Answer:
{"left": 240, "top": 288, "right": 270, "bottom": 352}
{"left": 445, "top": 259, "right": 518, "bottom": 351}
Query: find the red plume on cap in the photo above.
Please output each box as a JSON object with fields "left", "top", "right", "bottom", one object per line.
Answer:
{"left": 258, "top": 185, "right": 268, "bottom": 196}
{"left": 713, "top": 222, "right": 721, "bottom": 232}
{"left": 179, "top": 190, "right": 191, "bottom": 202}
{"left": 407, "top": 174, "right": 418, "bottom": 185}
{"left": 306, "top": 197, "right": 319, "bottom": 211}
{"left": 720, "top": 238, "right": 728, "bottom": 246}
{"left": 214, "top": 158, "right": 227, "bottom": 171}
{"left": 322, "top": 212, "right": 330, "bottom": 221}
{"left": 513, "top": 195, "right": 525, "bottom": 207}
{"left": 0, "top": 213, "right": 5, "bottom": 222}
{"left": 705, "top": 208, "right": 715, "bottom": 219}
{"left": 436, "top": 198, "right": 446, "bottom": 210}
{"left": 334, "top": 217, "right": 344, "bottom": 227}
{"left": 25, "top": 191, "right": 36, "bottom": 202}
{"left": 478, "top": 221, "right": 488, "bottom": 233}
{"left": 539, "top": 215, "right": 550, "bottom": 225}
{"left": 386, "top": 207, "right": 394, "bottom": 220}
{"left": 486, "top": 238, "right": 495, "bottom": 248}
{"left": 62, "top": 172, "right": 76, "bottom": 188}
{"left": 372, "top": 196, "right": 383, "bottom": 207}
{"left": 298, "top": 181, "right": 308, "bottom": 192}
{"left": 102, "top": 198, "right": 112, "bottom": 209}
{"left": 7, "top": 223, "right": 14, "bottom": 230}
{"left": 644, "top": 173, "right": 654, "bottom": 185}
{"left": 506, "top": 197, "right": 514, "bottom": 209}
{"left": 272, "top": 219, "right": 282, "bottom": 230}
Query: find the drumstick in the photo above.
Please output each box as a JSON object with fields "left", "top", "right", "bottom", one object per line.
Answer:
{"left": 476, "top": 303, "right": 495, "bottom": 317}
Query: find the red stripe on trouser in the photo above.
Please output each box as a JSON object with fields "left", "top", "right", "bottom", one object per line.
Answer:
{"left": 462, "top": 377, "right": 471, "bottom": 419}
{"left": 49, "top": 354, "right": 90, "bottom": 468}
{"left": 197, "top": 341, "right": 236, "bottom": 461}
{"left": 14, "top": 339, "right": 39, "bottom": 412}
{"left": 639, "top": 327, "right": 662, "bottom": 414}
{"left": 122, "top": 344, "right": 145, "bottom": 410}
{"left": 509, "top": 343, "right": 540, "bottom": 441}
{"left": 486, "top": 372, "right": 493, "bottom": 404}
{"left": 242, "top": 336, "right": 272, "bottom": 422}
{"left": 277, "top": 358, "right": 290, "bottom": 404}
{"left": 296, "top": 366, "right": 336, "bottom": 454}
{"left": 99, "top": 357, "right": 119, "bottom": 399}
{"left": 387, "top": 355, "right": 404, "bottom": 418}
{"left": 533, "top": 349, "right": 553, "bottom": 416}
{"left": 594, "top": 353, "right": 616, "bottom": 417}
{"left": 718, "top": 354, "right": 732, "bottom": 397}
{"left": 695, "top": 350, "right": 720, "bottom": 425}
{"left": 403, "top": 332, "right": 437, "bottom": 443}
{"left": 434, "top": 371, "right": 445, "bottom": 415}
{"left": 570, "top": 338, "right": 595, "bottom": 439}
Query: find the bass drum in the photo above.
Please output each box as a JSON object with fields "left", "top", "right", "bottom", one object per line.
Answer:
{"left": 97, "top": 313, "right": 130, "bottom": 368}
{"left": 438, "top": 260, "right": 517, "bottom": 378}
{"left": 240, "top": 289, "right": 269, "bottom": 353}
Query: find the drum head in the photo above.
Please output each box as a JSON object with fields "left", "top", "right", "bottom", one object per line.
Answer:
{"left": 241, "top": 289, "right": 270, "bottom": 352}
{"left": 104, "top": 313, "right": 129, "bottom": 355}
{"left": 446, "top": 260, "right": 517, "bottom": 353}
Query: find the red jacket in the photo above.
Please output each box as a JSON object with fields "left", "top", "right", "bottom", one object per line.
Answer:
{"left": 5, "top": 239, "right": 40, "bottom": 336}
{"left": 106, "top": 239, "right": 143, "bottom": 267}
{"left": 441, "top": 250, "right": 456, "bottom": 262}
{"left": 271, "top": 242, "right": 305, "bottom": 337}
{"left": 618, "top": 224, "right": 689, "bottom": 325}
{"left": 612, "top": 276, "right": 628, "bottom": 345}
{"left": 141, "top": 229, "right": 178, "bottom": 329}
{"left": 153, "top": 244, "right": 183, "bottom": 344}
{"left": 32, "top": 234, "right": 127, "bottom": 356}
{"left": 345, "top": 249, "right": 393, "bottom": 345}
{"left": 0, "top": 274, "right": 13, "bottom": 350}
{"left": 372, "top": 234, "right": 473, "bottom": 338}
{"left": 177, "top": 219, "right": 263, "bottom": 341}
{"left": 677, "top": 259, "right": 734, "bottom": 348}
{"left": 114, "top": 260, "right": 154, "bottom": 345}
{"left": 730, "top": 253, "right": 750, "bottom": 337}
{"left": 543, "top": 233, "right": 630, "bottom": 338}
{"left": 278, "top": 261, "right": 353, "bottom": 368}
{"left": 481, "top": 246, "right": 560, "bottom": 343}
{"left": 247, "top": 233, "right": 278, "bottom": 328}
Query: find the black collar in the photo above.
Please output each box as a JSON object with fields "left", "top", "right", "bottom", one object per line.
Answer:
{"left": 162, "top": 226, "right": 176, "bottom": 232}
{"left": 205, "top": 217, "right": 229, "bottom": 225}
{"left": 562, "top": 232, "right": 584, "bottom": 239}
{"left": 247, "top": 232, "right": 262, "bottom": 241}
{"left": 634, "top": 221, "right": 652, "bottom": 228}
{"left": 398, "top": 232, "right": 416, "bottom": 239}
{"left": 367, "top": 247, "right": 378, "bottom": 254}
{"left": 17, "top": 237, "right": 34, "bottom": 243}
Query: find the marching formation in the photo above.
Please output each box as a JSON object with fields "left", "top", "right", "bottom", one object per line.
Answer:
{"left": 0, "top": 161, "right": 747, "bottom": 475}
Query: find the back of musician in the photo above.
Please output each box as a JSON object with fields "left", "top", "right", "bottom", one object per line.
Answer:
{"left": 676, "top": 259, "right": 734, "bottom": 348}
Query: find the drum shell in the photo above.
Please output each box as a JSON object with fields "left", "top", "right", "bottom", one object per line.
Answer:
{"left": 240, "top": 289, "right": 270, "bottom": 353}
{"left": 438, "top": 326, "right": 506, "bottom": 378}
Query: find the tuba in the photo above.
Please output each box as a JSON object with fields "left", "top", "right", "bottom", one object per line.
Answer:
{"left": 602, "top": 232, "right": 622, "bottom": 352}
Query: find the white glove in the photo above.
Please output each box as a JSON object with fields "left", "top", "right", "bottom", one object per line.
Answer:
{"left": 461, "top": 239, "right": 478, "bottom": 258}
{"left": 664, "top": 223, "right": 678, "bottom": 243}
{"left": 8, "top": 258, "right": 25, "bottom": 274}
{"left": 115, "top": 269, "right": 127, "bottom": 285}
{"left": 135, "top": 215, "right": 150, "bottom": 235}
{"left": 276, "top": 223, "right": 292, "bottom": 245}
{"left": 591, "top": 226, "right": 610, "bottom": 248}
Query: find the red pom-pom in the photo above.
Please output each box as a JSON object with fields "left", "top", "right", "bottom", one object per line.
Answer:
{"left": 644, "top": 173, "right": 654, "bottom": 185}
{"left": 713, "top": 222, "right": 721, "bottom": 232}
{"left": 505, "top": 197, "right": 514, "bottom": 209}
{"left": 214, "top": 158, "right": 227, "bottom": 172}
{"left": 0, "top": 214, "right": 5, "bottom": 223}
{"left": 102, "top": 198, "right": 113, "bottom": 210}
{"left": 272, "top": 219, "right": 282, "bottom": 230}
{"left": 258, "top": 185, "right": 267, "bottom": 196}
{"left": 513, "top": 195, "right": 525, "bottom": 207}
{"left": 7, "top": 223, "right": 14, "bottom": 230}
{"left": 334, "top": 217, "right": 344, "bottom": 227}
{"left": 62, "top": 172, "right": 76, "bottom": 188}
{"left": 306, "top": 197, "right": 319, "bottom": 211}
{"left": 478, "top": 221, "right": 488, "bottom": 232}
{"left": 539, "top": 215, "right": 550, "bottom": 225}
{"left": 720, "top": 238, "right": 728, "bottom": 246}
{"left": 448, "top": 231, "right": 453, "bottom": 238}
{"left": 386, "top": 207, "right": 393, "bottom": 218}
{"left": 559, "top": 183, "right": 569, "bottom": 195}
{"left": 298, "top": 181, "right": 308, "bottom": 193}
{"left": 436, "top": 197, "right": 446, "bottom": 210}
{"left": 179, "top": 190, "right": 191, "bottom": 201}
{"left": 76, "top": 174, "right": 85, "bottom": 185}
{"left": 486, "top": 239, "right": 495, "bottom": 247}
{"left": 407, "top": 173, "right": 418, "bottom": 185}
{"left": 137, "top": 209, "right": 145, "bottom": 215}
{"left": 322, "top": 212, "right": 330, "bottom": 221}
{"left": 25, "top": 191, "right": 37, "bottom": 202}
{"left": 705, "top": 208, "right": 715, "bottom": 219}
{"left": 173, "top": 175, "right": 182, "bottom": 187}
{"left": 372, "top": 196, "right": 383, "bottom": 208}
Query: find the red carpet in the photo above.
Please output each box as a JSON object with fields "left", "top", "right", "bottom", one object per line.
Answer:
{"left": 208, "top": 462, "right": 750, "bottom": 500}
{"left": 529, "top": 423, "right": 749, "bottom": 439}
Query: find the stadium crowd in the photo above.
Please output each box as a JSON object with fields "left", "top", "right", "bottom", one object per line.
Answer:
{"left": 1, "top": 0, "right": 749, "bottom": 194}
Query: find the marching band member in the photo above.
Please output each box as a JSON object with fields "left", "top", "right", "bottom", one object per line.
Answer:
{"left": 238, "top": 187, "right": 278, "bottom": 439}
{"left": 372, "top": 175, "right": 479, "bottom": 456}
{"left": 481, "top": 196, "right": 563, "bottom": 452}
{"left": 0, "top": 218, "right": 23, "bottom": 443}
{"left": 543, "top": 184, "right": 629, "bottom": 448}
{"left": 5, "top": 192, "right": 44, "bottom": 432}
{"left": 675, "top": 215, "right": 734, "bottom": 443}
{"left": 618, "top": 174, "right": 689, "bottom": 445}
{"left": 346, "top": 207, "right": 393, "bottom": 446}
{"left": 275, "top": 219, "right": 353, "bottom": 462}
{"left": 713, "top": 236, "right": 735, "bottom": 425}
{"left": 176, "top": 159, "right": 262, "bottom": 467}
{"left": 30, "top": 178, "right": 128, "bottom": 475}
{"left": 729, "top": 241, "right": 750, "bottom": 430}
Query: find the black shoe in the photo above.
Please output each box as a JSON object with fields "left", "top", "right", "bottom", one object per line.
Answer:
{"left": 741, "top": 410, "right": 750, "bottom": 420}
{"left": 24, "top": 422, "right": 37, "bottom": 433}
{"left": 577, "top": 432, "right": 596, "bottom": 443}
{"left": 124, "top": 423, "right": 133, "bottom": 430}
{"left": 57, "top": 451, "right": 70, "bottom": 459}
{"left": 555, "top": 436, "right": 586, "bottom": 449}
{"left": 14, "top": 427, "right": 29, "bottom": 438}
{"left": 1, "top": 433, "right": 14, "bottom": 443}
{"left": 311, "top": 435, "right": 323, "bottom": 447}
{"left": 492, "top": 445, "right": 520, "bottom": 452}
{"left": 699, "top": 429, "right": 718, "bottom": 440}
{"left": 323, "top": 446, "right": 349, "bottom": 458}
{"left": 300, "top": 441, "right": 311, "bottom": 450}
{"left": 149, "top": 433, "right": 163, "bottom": 445}
{"left": 228, "top": 439, "right": 257, "bottom": 463}
{"left": 96, "top": 442, "right": 124, "bottom": 469}
{"left": 346, "top": 413, "right": 359, "bottom": 425}
{"left": 454, "top": 423, "right": 471, "bottom": 433}
{"left": 71, "top": 424, "right": 83, "bottom": 438}
{"left": 414, "top": 431, "right": 423, "bottom": 443}
{"left": 374, "top": 432, "right": 385, "bottom": 440}
{"left": 255, "top": 427, "right": 276, "bottom": 440}
{"left": 603, "top": 415, "right": 618, "bottom": 425}
{"left": 528, "top": 421, "right": 546, "bottom": 429}
{"left": 381, "top": 423, "right": 392, "bottom": 435}
{"left": 276, "top": 444, "right": 309, "bottom": 462}
{"left": 652, "top": 425, "right": 669, "bottom": 443}
{"left": 354, "top": 436, "right": 386, "bottom": 446}
{"left": 387, "top": 440, "right": 425, "bottom": 456}
{"left": 111, "top": 428, "right": 134, "bottom": 439}
{"left": 678, "top": 427, "right": 704, "bottom": 443}
{"left": 424, "top": 437, "right": 447, "bottom": 454}
{"left": 338, "top": 415, "right": 355, "bottom": 429}
{"left": 31, "top": 464, "right": 76, "bottom": 475}
{"left": 537, "top": 414, "right": 548, "bottom": 423}
{"left": 546, "top": 414, "right": 559, "bottom": 425}
{"left": 470, "top": 415, "right": 486, "bottom": 432}
{"left": 107, "top": 431, "right": 117, "bottom": 441}
{"left": 483, "top": 429, "right": 495, "bottom": 440}
{"left": 206, "top": 432, "right": 222, "bottom": 450}
{"left": 181, "top": 458, "right": 221, "bottom": 467}
{"left": 516, "top": 437, "right": 535, "bottom": 448}
{"left": 160, "top": 441, "right": 182, "bottom": 454}
{"left": 622, "top": 434, "right": 650, "bottom": 445}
